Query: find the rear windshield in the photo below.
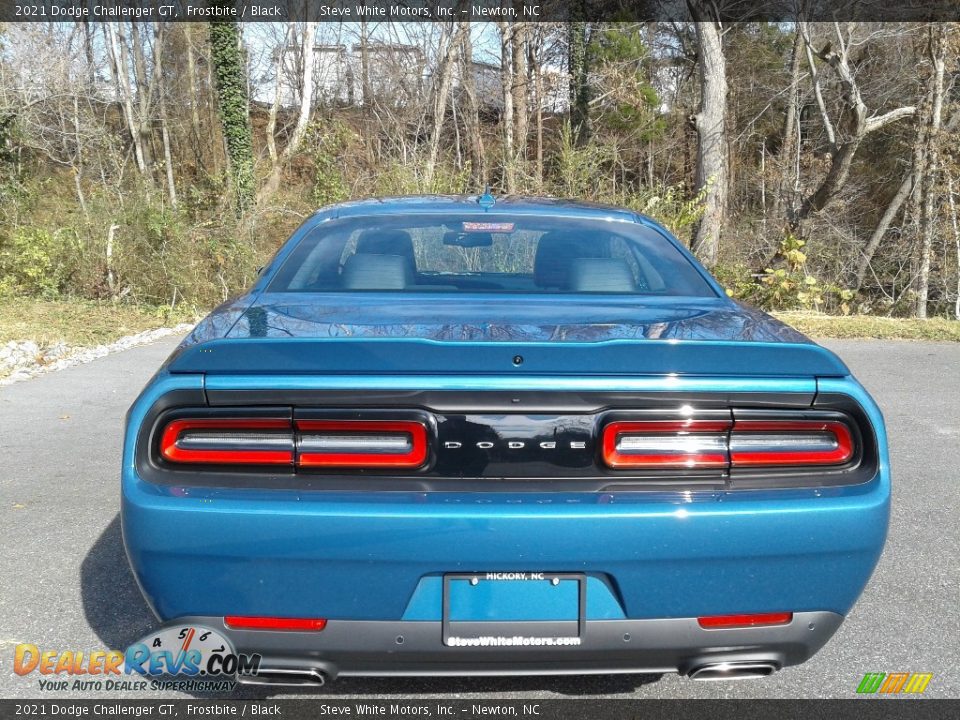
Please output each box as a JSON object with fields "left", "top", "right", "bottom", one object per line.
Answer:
{"left": 267, "top": 215, "right": 716, "bottom": 297}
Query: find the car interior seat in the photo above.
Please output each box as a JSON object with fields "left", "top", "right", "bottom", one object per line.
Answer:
{"left": 566, "top": 258, "right": 637, "bottom": 293}
{"left": 341, "top": 253, "right": 414, "bottom": 290}
{"left": 533, "top": 232, "right": 607, "bottom": 289}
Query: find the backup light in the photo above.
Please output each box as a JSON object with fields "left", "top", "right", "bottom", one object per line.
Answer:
{"left": 601, "top": 419, "right": 732, "bottom": 469}
{"left": 297, "top": 419, "right": 428, "bottom": 468}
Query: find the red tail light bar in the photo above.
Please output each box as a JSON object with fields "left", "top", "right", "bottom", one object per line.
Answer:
{"left": 602, "top": 416, "right": 855, "bottom": 470}
{"left": 160, "top": 419, "right": 295, "bottom": 465}
{"left": 728, "top": 419, "right": 854, "bottom": 467}
{"left": 159, "top": 417, "right": 428, "bottom": 470}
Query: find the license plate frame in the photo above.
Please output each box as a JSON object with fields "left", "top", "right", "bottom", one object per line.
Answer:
{"left": 441, "top": 573, "right": 586, "bottom": 648}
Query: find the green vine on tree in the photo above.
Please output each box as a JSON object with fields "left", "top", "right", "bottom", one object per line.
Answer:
{"left": 209, "top": 20, "right": 255, "bottom": 214}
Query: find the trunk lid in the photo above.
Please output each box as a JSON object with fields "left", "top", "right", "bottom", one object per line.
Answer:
{"left": 166, "top": 295, "right": 848, "bottom": 377}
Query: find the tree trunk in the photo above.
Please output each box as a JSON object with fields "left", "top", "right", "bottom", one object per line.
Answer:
{"left": 129, "top": 22, "right": 156, "bottom": 175}
{"left": 71, "top": 94, "right": 88, "bottom": 219}
{"left": 568, "top": 18, "right": 590, "bottom": 146}
{"left": 104, "top": 24, "right": 149, "bottom": 178}
{"left": 915, "top": 25, "right": 947, "bottom": 318}
{"left": 459, "top": 26, "right": 486, "bottom": 187}
{"left": 81, "top": 20, "right": 97, "bottom": 89}
{"left": 184, "top": 25, "right": 205, "bottom": 167}
{"left": 510, "top": 21, "right": 528, "bottom": 165}
{"left": 689, "top": 3, "right": 728, "bottom": 265}
{"left": 154, "top": 23, "right": 177, "bottom": 208}
{"left": 359, "top": 20, "right": 371, "bottom": 110}
{"left": 854, "top": 171, "right": 913, "bottom": 291}
{"left": 265, "top": 27, "right": 288, "bottom": 167}
{"left": 423, "top": 23, "right": 468, "bottom": 190}
{"left": 774, "top": 27, "right": 802, "bottom": 219}
{"left": 532, "top": 34, "right": 544, "bottom": 189}
{"left": 209, "top": 20, "right": 255, "bottom": 213}
{"left": 499, "top": 22, "right": 516, "bottom": 192}
{"left": 947, "top": 175, "right": 960, "bottom": 320}
{"left": 260, "top": 22, "right": 317, "bottom": 202}
{"left": 160, "top": 112, "right": 177, "bottom": 208}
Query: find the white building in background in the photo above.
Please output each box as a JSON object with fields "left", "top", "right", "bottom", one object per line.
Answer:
{"left": 275, "top": 42, "right": 569, "bottom": 114}
{"left": 276, "top": 42, "right": 425, "bottom": 109}
{"left": 312, "top": 45, "right": 354, "bottom": 105}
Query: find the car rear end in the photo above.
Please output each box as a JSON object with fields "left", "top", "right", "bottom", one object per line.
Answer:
{"left": 121, "top": 200, "right": 890, "bottom": 684}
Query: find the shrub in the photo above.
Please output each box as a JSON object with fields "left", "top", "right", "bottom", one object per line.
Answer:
{"left": 0, "top": 227, "right": 72, "bottom": 298}
{"left": 309, "top": 120, "right": 353, "bottom": 207}
{"left": 718, "top": 235, "right": 854, "bottom": 313}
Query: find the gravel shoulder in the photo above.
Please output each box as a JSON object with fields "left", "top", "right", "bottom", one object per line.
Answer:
{"left": 0, "top": 324, "right": 193, "bottom": 385}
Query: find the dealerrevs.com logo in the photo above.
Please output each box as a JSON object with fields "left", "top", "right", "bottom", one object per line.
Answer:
{"left": 14, "top": 625, "right": 261, "bottom": 692}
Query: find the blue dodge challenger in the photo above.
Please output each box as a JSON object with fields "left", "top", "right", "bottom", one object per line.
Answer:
{"left": 122, "top": 195, "right": 889, "bottom": 685}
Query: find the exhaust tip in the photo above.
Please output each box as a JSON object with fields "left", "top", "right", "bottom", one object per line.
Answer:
{"left": 237, "top": 667, "right": 328, "bottom": 687}
{"left": 688, "top": 661, "right": 779, "bottom": 681}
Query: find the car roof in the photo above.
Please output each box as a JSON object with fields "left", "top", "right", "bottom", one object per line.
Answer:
{"left": 321, "top": 195, "right": 643, "bottom": 223}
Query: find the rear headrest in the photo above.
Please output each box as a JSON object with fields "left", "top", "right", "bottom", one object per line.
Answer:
{"left": 533, "top": 232, "right": 604, "bottom": 288}
{"left": 355, "top": 229, "right": 416, "bottom": 270}
{"left": 567, "top": 258, "right": 637, "bottom": 293}
{"left": 341, "top": 254, "right": 413, "bottom": 290}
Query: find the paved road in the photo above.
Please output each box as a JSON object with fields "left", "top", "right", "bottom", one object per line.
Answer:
{"left": 1, "top": 337, "right": 957, "bottom": 699}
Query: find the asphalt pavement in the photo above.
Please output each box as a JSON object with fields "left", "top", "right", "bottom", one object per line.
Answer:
{"left": 1, "top": 336, "right": 957, "bottom": 699}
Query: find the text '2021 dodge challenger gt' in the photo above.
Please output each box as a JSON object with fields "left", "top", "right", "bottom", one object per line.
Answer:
{"left": 122, "top": 195, "right": 889, "bottom": 685}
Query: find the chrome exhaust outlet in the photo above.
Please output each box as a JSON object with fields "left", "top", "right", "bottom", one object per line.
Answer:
{"left": 687, "top": 661, "right": 779, "bottom": 681}
{"left": 237, "top": 667, "right": 328, "bottom": 687}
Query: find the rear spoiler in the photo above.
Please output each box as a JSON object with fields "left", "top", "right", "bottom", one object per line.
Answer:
{"left": 166, "top": 338, "right": 849, "bottom": 378}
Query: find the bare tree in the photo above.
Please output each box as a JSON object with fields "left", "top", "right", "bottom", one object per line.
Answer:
{"left": 104, "top": 23, "right": 149, "bottom": 178}
{"left": 568, "top": 18, "right": 590, "bottom": 146}
{"left": 915, "top": 24, "right": 947, "bottom": 318}
{"left": 260, "top": 22, "right": 317, "bottom": 202}
{"left": 688, "top": 2, "right": 728, "bottom": 264}
{"left": 511, "top": 21, "right": 529, "bottom": 165}
{"left": 498, "top": 22, "right": 516, "bottom": 192}
{"left": 948, "top": 174, "right": 960, "bottom": 320}
{"left": 529, "top": 26, "right": 546, "bottom": 188}
{"left": 424, "top": 22, "right": 469, "bottom": 189}
{"left": 773, "top": 27, "right": 802, "bottom": 220}
{"left": 154, "top": 24, "right": 177, "bottom": 208}
{"left": 794, "top": 23, "right": 916, "bottom": 228}
{"left": 264, "top": 25, "right": 291, "bottom": 169}
{"left": 459, "top": 24, "right": 486, "bottom": 187}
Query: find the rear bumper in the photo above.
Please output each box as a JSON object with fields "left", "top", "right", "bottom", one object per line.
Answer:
{"left": 122, "top": 474, "right": 889, "bottom": 621}
{"left": 173, "top": 611, "right": 843, "bottom": 680}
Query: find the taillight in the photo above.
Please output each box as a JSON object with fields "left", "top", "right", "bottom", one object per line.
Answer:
{"left": 698, "top": 612, "right": 793, "bottom": 629}
{"left": 225, "top": 616, "right": 327, "bottom": 631}
{"left": 160, "top": 418, "right": 294, "bottom": 465}
{"left": 297, "top": 420, "right": 428, "bottom": 468}
{"left": 600, "top": 414, "right": 856, "bottom": 471}
{"left": 730, "top": 419, "right": 854, "bottom": 467}
{"left": 159, "top": 416, "right": 429, "bottom": 470}
{"left": 601, "top": 420, "right": 731, "bottom": 469}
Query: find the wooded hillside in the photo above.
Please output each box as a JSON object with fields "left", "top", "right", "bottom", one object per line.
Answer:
{"left": 0, "top": 19, "right": 957, "bottom": 318}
